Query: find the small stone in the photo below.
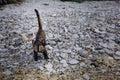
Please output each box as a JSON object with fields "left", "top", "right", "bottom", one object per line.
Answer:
{"left": 52, "top": 14, "right": 57, "bottom": 17}
{"left": 60, "top": 59, "right": 66, "bottom": 64}
{"left": 114, "top": 38, "right": 120, "bottom": 44}
{"left": 14, "top": 62, "right": 19, "bottom": 65}
{"left": 34, "top": 63, "right": 44, "bottom": 70}
{"left": 56, "top": 53, "right": 60, "bottom": 57}
{"left": 46, "top": 45, "right": 53, "bottom": 50}
{"left": 60, "top": 52, "right": 68, "bottom": 59}
{"left": 80, "top": 51, "right": 87, "bottom": 58}
{"left": 54, "top": 34, "right": 61, "bottom": 39}
{"left": 49, "top": 41, "right": 56, "bottom": 45}
{"left": 75, "top": 77, "right": 84, "bottom": 80}
{"left": 83, "top": 73, "right": 90, "bottom": 80}
{"left": 74, "top": 47, "right": 87, "bottom": 57}
{"left": 64, "top": 27, "right": 68, "bottom": 32}
{"left": 62, "top": 49, "right": 72, "bottom": 53}
{"left": 114, "top": 51, "right": 120, "bottom": 60}
{"left": 94, "top": 28, "right": 106, "bottom": 33}
{"left": 0, "top": 34, "right": 4, "bottom": 39}
{"left": 74, "top": 47, "right": 83, "bottom": 52}
{"left": 14, "top": 38, "right": 23, "bottom": 47}
{"left": 45, "top": 62, "right": 53, "bottom": 72}
{"left": 114, "top": 55, "right": 120, "bottom": 60}
{"left": 69, "top": 59, "right": 79, "bottom": 65}
{"left": 39, "top": 66, "right": 44, "bottom": 70}
{"left": 107, "top": 56, "right": 114, "bottom": 64}
{"left": 0, "top": 58, "right": 5, "bottom": 62}
{"left": 100, "top": 43, "right": 108, "bottom": 48}
{"left": 95, "top": 45, "right": 103, "bottom": 50}
{"left": 73, "top": 34, "right": 79, "bottom": 38}
{"left": 22, "top": 34, "right": 29, "bottom": 41}
{"left": 89, "top": 55, "right": 97, "bottom": 61}
{"left": 104, "top": 49, "right": 114, "bottom": 56}
{"left": 80, "top": 34, "right": 85, "bottom": 40}
{"left": 48, "top": 33, "right": 54, "bottom": 38}
{"left": 115, "top": 51, "right": 120, "bottom": 56}
{"left": 80, "top": 62, "right": 86, "bottom": 67}
{"left": 60, "top": 60, "right": 68, "bottom": 67}
{"left": 21, "top": 45, "right": 26, "bottom": 50}
{"left": 3, "top": 70, "right": 12, "bottom": 76}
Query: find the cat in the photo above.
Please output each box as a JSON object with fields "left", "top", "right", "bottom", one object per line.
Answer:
{"left": 32, "top": 9, "right": 49, "bottom": 61}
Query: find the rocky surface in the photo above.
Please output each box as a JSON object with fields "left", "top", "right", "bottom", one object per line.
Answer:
{"left": 0, "top": 0, "right": 120, "bottom": 80}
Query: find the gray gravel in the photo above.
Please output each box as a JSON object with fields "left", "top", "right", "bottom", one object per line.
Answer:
{"left": 0, "top": 0, "right": 120, "bottom": 80}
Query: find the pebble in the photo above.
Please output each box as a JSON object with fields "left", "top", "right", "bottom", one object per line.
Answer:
{"left": 95, "top": 45, "right": 104, "bottom": 50}
{"left": 21, "top": 45, "right": 26, "bottom": 50}
{"left": 46, "top": 45, "right": 53, "bottom": 50}
{"left": 60, "top": 59, "right": 68, "bottom": 67}
{"left": 74, "top": 47, "right": 86, "bottom": 58}
{"left": 114, "top": 38, "right": 120, "bottom": 44}
{"left": 3, "top": 70, "right": 12, "bottom": 76}
{"left": 80, "top": 51, "right": 88, "bottom": 58}
{"left": 114, "top": 51, "right": 120, "bottom": 60}
{"left": 14, "top": 38, "right": 23, "bottom": 47}
{"left": 75, "top": 77, "right": 84, "bottom": 80}
{"left": 80, "top": 62, "right": 86, "bottom": 67}
{"left": 49, "top": 41, "right": 56, "bottom": 45}
{"left": 83, "top": 73, "right": 90, "bottom": 80}
{"left": 45, "top": 62, "right": 53, "bottom": 72}
{"left": 115, "top": 51, "right": 120, "bottom": 56}
{"left": 62, "top": 49, "right": 72, "bottom": 54}
{"left": 47, "top": 33, "right": 54, "bottom": 38}
{"left": 34, "top": 63, "right": 44, "bottom": 70}
{"left": 69, "top": 59, "right": 79, "bottom": 65}
{"left": 104, "top": 49, "right": 114, "bottom": 56}
{"left": 73, "top": 34, "right": 79, "bottom": 39}
{"left": 60, "top": 52, "right": 68, "bottom": 59}
{"left": 114, "top": 55, "right": 120, "bottom": 60}
{"left": 0, "top": 34, "right": 4, "bottom": 39}
{"left": 39, "top": 66, "right": 44, "bottom": 70}
{"left": 74, "top": 47, "right": 83, "bottom": 53}
{"left": 21, "top": 34, "right": 29, "bottom": 41}
{"left": 52, "top": 14, "right": 57, "bottom": 17}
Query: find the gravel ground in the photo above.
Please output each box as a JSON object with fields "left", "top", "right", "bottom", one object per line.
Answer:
{"left": 0, "top": 0, "right": 120, "bottom": 80}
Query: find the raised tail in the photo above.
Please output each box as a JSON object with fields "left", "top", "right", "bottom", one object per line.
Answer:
{"left": 34, "top": 9, "right": 42, "bottom": 30}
